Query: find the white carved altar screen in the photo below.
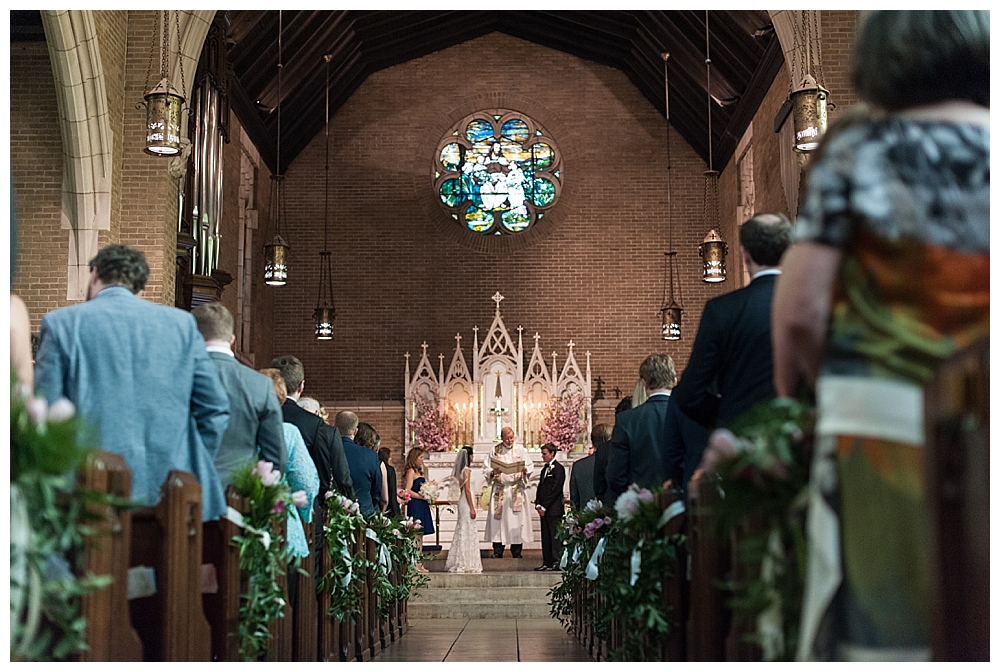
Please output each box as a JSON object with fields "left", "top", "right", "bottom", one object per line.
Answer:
{"left": 404, "top": 294, "right": 592, "bottom": 454}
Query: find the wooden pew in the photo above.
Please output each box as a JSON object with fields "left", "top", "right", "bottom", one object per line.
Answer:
{"left": 925, "top": 336, "right": 989, "bottom": 661}
{"left": 316, "top": 516, "right": 337, "bottom": 662}
{"left": 724, "top": 513, "right": 764, "bottom": 661}
{"left": 685, "top": 474, "right": 731, "bottom": 661}
{"left": 293, "top": 519, "right": 318, "bottom": 662}
{"left": 201, "top": 488, "right": 245, "bottom": 661}
{"left": 656, "top": 487, "right": 688, "bottom": 662}
{"left": 128, "top": 471, "right": 211, "bottom": 661}
{"left": 266, "top": 514, "right": 294, "bottom": 661}
{"left": 78, "top": 450, "right": 143, "bottom": 661}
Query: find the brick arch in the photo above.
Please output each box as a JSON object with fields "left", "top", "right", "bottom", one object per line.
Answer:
{"left": 412, "top": 92, "right": 583, "bottom": 256}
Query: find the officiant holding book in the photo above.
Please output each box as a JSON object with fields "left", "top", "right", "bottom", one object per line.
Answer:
{"left": 483, "top": 426, "right": 534, "bottom": 558}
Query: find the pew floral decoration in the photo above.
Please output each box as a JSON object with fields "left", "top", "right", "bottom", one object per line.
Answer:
{"left": 393, "top": 517, "right": 430, "bottom": 601}
{"left": 541, "top": 390, "right": 586, "bottom": 452}
{"left": 229, "top": 460, "right": 297, "bottom": 662}
{"left": 10, "top": 386, "right": 118, "bottom": 661}
{"left": 708, "top": 397, "right": 814, "bottom": 661}
{"left": 319, "top": 491, "right": 366, "bottom": 622}
{"left": 549, "top": 499, "right": 609, "bottom": 631}
{"left": 410, "top": 393, "right": 452, "bottom": 452}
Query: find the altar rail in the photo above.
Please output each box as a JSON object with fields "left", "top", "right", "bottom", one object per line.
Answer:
{"left": 68, "top": 455, "right": 412, "bottom": 662}
{"left": 565, "top": 336, "right": 989, "bottom": 662}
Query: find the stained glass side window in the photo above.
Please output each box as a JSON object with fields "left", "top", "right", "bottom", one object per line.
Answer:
{"left": 433, "top": 110, "right": 562, "bottom": 235}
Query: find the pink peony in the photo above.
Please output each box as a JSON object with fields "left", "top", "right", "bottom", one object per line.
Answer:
{"left": 291, "top": 491, "right": 309, "bottom": 508}
{"left": 638, "top": 488, "right": 653, "bottom": 504}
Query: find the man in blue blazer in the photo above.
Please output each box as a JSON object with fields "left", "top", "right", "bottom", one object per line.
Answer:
{"left": 668, "top": 212, "right": 792, "bottom": 485}
{"left": 192, "top": 301, "right": 287, "bottom": 486}
{"left": 334, "top": 410, "right": 383, "bottom": 517}
{"left": 605, "top": 353, "right": 677, "bottom": 503}
{"left": 34, "top": 245, "right": 231, "bottom": 521}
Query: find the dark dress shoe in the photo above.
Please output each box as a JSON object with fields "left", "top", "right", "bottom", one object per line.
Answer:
{"left": 492, "top": 551, "right": 504, "bottom": 559}
{"left": 534, "top": 565, "right": 550, "bottom": 571}
{"left": 511, "top": 552, "right": 523, "bottom": 559}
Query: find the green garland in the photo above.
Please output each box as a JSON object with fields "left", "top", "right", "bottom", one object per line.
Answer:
{"left": 363, "top": 514, "right": 397, "bottom": 618}
{"left": 711, "top": 397, "right": 815, "bottom": 661}
{"left": 318, "top": 493, "right": 366, "bottom": 622}
{"left": 229, "top": 460, "right": 295, "bottom": 662}
{"left": 10, "top": 384, "right": 122, "bottom": 661}
{"left": 390, "top": 516, "right": 430, "bottom": 603}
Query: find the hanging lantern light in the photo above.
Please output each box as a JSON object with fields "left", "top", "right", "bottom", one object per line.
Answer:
{"left": 262, "top": 11, "right": 290, "bottom": 286}
{"left": 660, "top": 252, "right": 683, "bottom": 341}
{"left": 313, "top": 54, "right": 337, "bottom": 339}
{"left": 699, "top": 226, "right": 729, "bottom": 283}
{"left": 788, "top": 11, "right": 831, "bottom": 153}
{"left": 658, "top": 54, "right": 683, "bottom": 341}
{"left": 699, "top": 13, "right": 728, "bottom": 283}
{"left": 791, "top": 74, "right": 830, "bottom": 152}
{"left": 142, "top": 11, "right": 186, "bottom": 156}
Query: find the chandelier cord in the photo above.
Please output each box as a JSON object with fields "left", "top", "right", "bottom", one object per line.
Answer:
{"left": 276, "top": 11, "right": 283, "bottom": 179}
{"left": 705, "top": 10, "right": 713, "bottom": 173}
{"left": 323, "top": 55, "right": 331, "bottom": 254}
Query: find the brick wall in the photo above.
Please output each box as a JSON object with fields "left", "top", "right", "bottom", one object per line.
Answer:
{"left": 10, "top": 42, "right": 64, "bottom": 330}
{"left": 271, "top": 32, "right": 748, "bottom": 410}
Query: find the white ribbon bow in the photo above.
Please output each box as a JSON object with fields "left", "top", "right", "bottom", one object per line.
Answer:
{"left": 225, "top": 506, "right": 271, "bottom": 550}
{"left": 559, "top": 547, "right": 568, "bottom": 569}
{"left": 366, "top": 527, "right": 393, "bottom": 574}
{"left": 585, "top": 536, "right": 607, "bottom": 581}
{"left": 657, "top": 500, "right": 686, "bottom": 530}
{"left": 340, "top": 544, "right": 353, "bottom": 587}
{"left": 629, "top": 538, "right": 644, "bottom": 586}
{"left": 572, "top": 544, "right": 583, "bottom": 565}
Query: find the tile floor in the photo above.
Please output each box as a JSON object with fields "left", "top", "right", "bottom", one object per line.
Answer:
{"left": 372, "top": 618, "right": 593, "bottom": 662}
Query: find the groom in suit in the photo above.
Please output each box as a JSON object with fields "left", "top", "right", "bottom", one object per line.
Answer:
{"left": 534, "top": 443, "right": 566, "bottom": 571}
{"left": 668, "top": 212, "right": 792, "bottom": 484}
{"left": 34, "top": 244, "right": 231, "bottom": 520}
{"left": 192, "top": 301, "right": 287, "bottom": 486}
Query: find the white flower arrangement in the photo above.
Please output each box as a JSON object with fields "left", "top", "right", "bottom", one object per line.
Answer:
{"left": 419, "top": 480, "right": 440, "bottom": 504}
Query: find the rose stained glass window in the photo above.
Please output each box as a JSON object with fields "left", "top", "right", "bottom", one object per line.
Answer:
{"left": 434, "top": 110, "right": 562, "bottom": 235}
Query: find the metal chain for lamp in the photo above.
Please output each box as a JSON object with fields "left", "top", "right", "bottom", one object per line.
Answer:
{"left": 141, "top": 11, "right": 186, "bottom": 157}
{"left": 315, "top": 54, "right": 336, "bottom": 340}
{"left": 660, "top": 52, "right": 682, "bottom": 340}
{"left": 699, "top": 10, "right": 728, "bottom": 283}
{"left": 263, "top": 10, "right": 290, "bottom": 286}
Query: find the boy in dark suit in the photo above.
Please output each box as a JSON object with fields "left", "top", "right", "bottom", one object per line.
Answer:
{"left": 534, "top": 443, "right": 566, "bottom": 571}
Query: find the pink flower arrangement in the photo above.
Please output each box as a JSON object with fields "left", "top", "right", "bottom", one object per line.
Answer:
{"left": 403, "top": 517, "right": 422, "bottom": 532}
{"left": 272, "top": 499, "right": 285, "bottom": 514}
{"left": 542, "top": 390, "right": 585, "bottom": 452}
{"left": 397, "top": 488, "right": 412, "bottom": 503}
{"left": 614, "top": 484, "right": 653, "bottom": 523}
{"left": 410, "top": 394, "right": 453, "bottom": 452}
{"left": 327, "top": 492, "right": 361, "bottom": 516}
{"left": 251, "top": 460, "right": 282, "bottom": 487}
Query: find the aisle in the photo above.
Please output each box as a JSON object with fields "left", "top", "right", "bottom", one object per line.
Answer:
{"left": 372, "top": 618, "right": 592, "bottom": 662}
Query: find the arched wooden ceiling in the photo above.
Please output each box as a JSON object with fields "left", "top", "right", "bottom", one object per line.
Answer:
{"left": 12, "top": 10, "right": 783, "bottom": 176}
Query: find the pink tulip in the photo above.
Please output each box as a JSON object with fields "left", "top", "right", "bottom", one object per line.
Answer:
{"left": 272, "top": 499, "right": 285, "bottom": 514}
{"left": 291, "top": 491, "right": 309, "bottom": 508}
{"left": 593, "top": 518, "right": 604, "bottom": 529}
{"left": 324, "top": 490, "right": 334, "bottom": 499}
{"left": 583, "top": 526, "right": 595, "bottom": 539}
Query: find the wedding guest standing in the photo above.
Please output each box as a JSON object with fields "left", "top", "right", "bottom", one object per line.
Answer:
{"left": 403, "top": 447, "right": 434, "bottom": 572}
{"left": 772, "top": 10, "right": 989, "bottom": 661}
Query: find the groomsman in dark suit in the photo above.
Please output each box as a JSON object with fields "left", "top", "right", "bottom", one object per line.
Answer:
{"left": 668, "top": 212, "right": 792, "bottom": 484}
{"left": 534, "top": 443, "right": 566, "bottom": 571}
{"left": 605, "top": 354, "right": 676, "bottom": 503}
{"left": 193, "top": 302, "right": 287, "bottom": 486}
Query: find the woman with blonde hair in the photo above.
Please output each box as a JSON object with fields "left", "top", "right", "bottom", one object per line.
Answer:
{"left": 403, "top": 447, "right": 434, "bottom": 572}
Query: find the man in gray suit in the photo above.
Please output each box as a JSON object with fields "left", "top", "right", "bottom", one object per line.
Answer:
{"left": 192, "top": 302, "right": 287, "bottom": 486}
{"left": 35, "top": 245, "right": 231, "bottom": 520}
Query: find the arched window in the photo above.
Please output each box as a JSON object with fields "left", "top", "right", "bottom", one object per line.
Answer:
{"left": 434, "top": 110, "right": 562, "bottom": 235}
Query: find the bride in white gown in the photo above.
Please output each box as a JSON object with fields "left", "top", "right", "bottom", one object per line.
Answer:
{"left": 444, "top": 446, "right": 483, "bottom": 574}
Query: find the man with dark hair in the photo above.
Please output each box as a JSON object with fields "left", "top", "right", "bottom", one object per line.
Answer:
{"left": 334, "top": 410, "right": 382, "bottom": 517}
{"left": 35, "top": 244, "right": 231, "bottom": 520}
{"left": 270, "top": 354, "right": 354, "bottom": 500}
{"left": 575, "top": 422, "right": 608, "bottom": 508}
{"left": 604, "top": 353, "right": 677, "bottom": 502}
{"left": 667, "top": 212, "right": 792, "bottom": 488}
{"left": 193, "top": 302, "right": 286, "bottom": 486}
{"left": 534, "top": 443, "right": 565, "bottom": 571}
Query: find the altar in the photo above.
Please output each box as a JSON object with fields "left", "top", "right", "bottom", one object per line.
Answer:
{"left": 404, "top": 292, "right": 593, "bottom": 455}
{"left": 402, "top": 293, "right": 594, "bottom": 550}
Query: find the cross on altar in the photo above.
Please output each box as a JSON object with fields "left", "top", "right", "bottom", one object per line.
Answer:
{"left": 492, "top": 291, "right": 505, "bottom": 310}
{"left": 492, "top": 372, "right": 507, "bottom": 439}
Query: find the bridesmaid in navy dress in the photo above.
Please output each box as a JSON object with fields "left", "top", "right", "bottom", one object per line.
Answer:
{"left": 403, "top": 447, "right": 434, "bottom": 572}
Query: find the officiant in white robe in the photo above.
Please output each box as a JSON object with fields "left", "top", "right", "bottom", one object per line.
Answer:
{"left": 483, "top": 426, "right": 534, "bottom": 558}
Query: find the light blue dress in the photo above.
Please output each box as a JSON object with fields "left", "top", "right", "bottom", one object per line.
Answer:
{"left": 279, "top": 423, "right": 319, "bottom": 558}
